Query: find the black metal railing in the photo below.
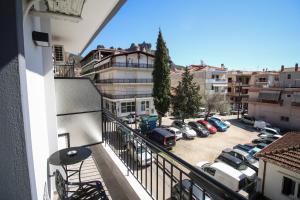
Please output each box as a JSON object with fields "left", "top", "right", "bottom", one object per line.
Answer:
{"left": 102, "top": 110, "right": 247, "bottom": 200}
{"left": 81, "top": 62, "right": 154, "bottom": 76}
{"left": 96, "top": 78, "right": 153, "bottom": 84}
{"left": 102, "top": 93, "right": 152, "bottom": 99}
{"left": 54, "top": 65, "right": 75, "bottom": 77}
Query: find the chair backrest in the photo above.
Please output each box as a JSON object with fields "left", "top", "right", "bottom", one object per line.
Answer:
{"left": 55, "top": 170, "right": 67, "bottom": 200}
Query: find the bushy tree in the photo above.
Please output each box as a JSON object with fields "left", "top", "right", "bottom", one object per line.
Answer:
{"left": 202, "top": 93, "right": 226, "bottom": 119}
{"left": 152, "top": 30, "right": 171, "bottom": 126}
{"left": 172, "top": 67, "right": 202, "bottom": 122}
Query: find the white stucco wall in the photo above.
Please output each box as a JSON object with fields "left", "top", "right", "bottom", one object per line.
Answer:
{"left": 257, "top": 160, "right": 300, "bottom": 200}
{"left": 23, "top": 13, "right": 58, "bottom": 200}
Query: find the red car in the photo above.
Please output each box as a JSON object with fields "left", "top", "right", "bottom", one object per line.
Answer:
{"left": 197, "top": 120, "right": 217, "bottom": 134}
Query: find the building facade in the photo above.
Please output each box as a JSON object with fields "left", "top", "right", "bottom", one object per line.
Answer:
{"left": 248, "top": 65, "right": 300, "bottom": 130}
{"left": 81, "top": 50, "right": 156, "bottom": 117}
{"left": 256, "top": 133, "right": 300, "bottom": 200}
{"left": 227, "top": 71, "right": 252, "bottom": 110}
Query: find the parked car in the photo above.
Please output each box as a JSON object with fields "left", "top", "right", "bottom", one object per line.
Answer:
{"left": 258, "top": 127, "right": 281, "bottom": 137}
{"left": 259, "top": 134, "right": 282, "bottom": 140}
{"left": 165, "top": 127, "right": 183, "bottom": 140}
{"left": 196, "top": 161, "right": 248, "bottom": 192}
{"left": 248, "top": 143, "right": 269, "bottom": 156}
{"left": 147, "top": 128, "right": 176, "bottom": 150}
{"left": 233, "top": 144, "right": 255, "bottom": 153}
{"left": 210, "top": 116, "right": 231, "bottom": 127}
{"left": 197, "top": 120, "right": 217, "bottom": 134}
{"left": 253, "top": 120, "right": 271, "bottom": 130}
{"left": 127, "top": 139, "right": 153, "bottom": 167}
{"left": 222, "top": 148, "right": 259, "bottom": 172}
{"left": 187, "top": 122, "right": 210, "bottom": 137}
{"left": 240, "top": 115, "right": 256, "bottom": 125}
{"left": 207, "top": 118, "right": 228, "bottom": 132}
{"left": 121, "top": 113, "right": 138, "bottom": 124}
{"left": 171, "top": 121, "right": 197, "bottom": 139}
{"left": 215, "top": 153, "right": 256, "bottom": 180}
{"left": 193, "top": 107, "right": 207, "bottom": 118}
{"left": 171, "top": 179, "right": 212, "bottom": 200}
{"left": 251, "top": 137, "right": 276, "bottom": 145}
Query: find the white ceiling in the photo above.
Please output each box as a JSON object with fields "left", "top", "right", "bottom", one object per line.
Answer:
{"left": 50, "top": 0, "right": 125, "bottom": 55}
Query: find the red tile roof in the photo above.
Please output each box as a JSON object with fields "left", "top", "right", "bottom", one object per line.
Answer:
{"left": 256, "top": 132, "right": 300, "bottom": 173}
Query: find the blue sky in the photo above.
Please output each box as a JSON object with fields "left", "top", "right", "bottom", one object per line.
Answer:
{"left": 83, "top": 0, "right": 300, "bottom": 70}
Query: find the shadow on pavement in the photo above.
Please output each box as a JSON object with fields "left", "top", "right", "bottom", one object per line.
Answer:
{"left": 227, "top": 119, "right": 258, "bottom": 133}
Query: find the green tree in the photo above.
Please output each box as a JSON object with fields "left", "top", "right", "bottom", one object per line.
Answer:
{"left": 172, "top": 67, "right": 202, "bottom": 122}
{"left": 152, "top": 30, "right": 171, "bottom": 126}
{"left": 202, "top": 93, "right": 226, "bottom": 119}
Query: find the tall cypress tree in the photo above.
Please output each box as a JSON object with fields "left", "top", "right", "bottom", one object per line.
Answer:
{"left": 152, "top": 30, "right": 171, "bottom": 126}
{"left": 172, "top": 67, "right": 202, "bottom": 122}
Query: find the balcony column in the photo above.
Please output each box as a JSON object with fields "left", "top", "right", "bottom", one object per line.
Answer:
{"left": 0, "top": 0, "right": 32, "bottom": 199}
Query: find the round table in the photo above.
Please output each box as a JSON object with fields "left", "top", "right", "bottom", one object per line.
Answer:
{"left": 49, "top": 147, "right": 92, "bottom": 183}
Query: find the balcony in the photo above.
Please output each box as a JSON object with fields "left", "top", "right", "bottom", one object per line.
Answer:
{"left": 54, "top": 64, "right": 75, "bottom": 77}
{"left": 53, "top": 78, "right": 248, "bottom": 200}
{"left": 102, "top": 93, "right": 152, "bottom": 99}
{"left": 96, "top": 78, "right": 153, "bottom": 84}
{"left": 206, "top": 79, "right": 228, "bottom": 84}
{"left": 81, "top": 62, "right": 154, "bottom": 76}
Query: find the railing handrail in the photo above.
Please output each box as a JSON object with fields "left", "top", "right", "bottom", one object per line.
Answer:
{"left": 96, "top": 78, "right": 153, "bottom": 84}
{"left": 103, "top": 110, "right": 247, "bottom": 200}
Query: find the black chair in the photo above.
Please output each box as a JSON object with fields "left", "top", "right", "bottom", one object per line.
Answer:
{"left": 55, "top": 170, "right": 108, "bottom": 200}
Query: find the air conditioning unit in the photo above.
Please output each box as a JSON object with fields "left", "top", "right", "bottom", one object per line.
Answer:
{"left": 53, "top": 45, "right": 65, "bottom": 65}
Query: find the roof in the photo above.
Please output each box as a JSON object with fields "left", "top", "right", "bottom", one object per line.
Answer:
{"left": 211, "top": 162, "right": 246, "bottom": 180}
{"left": 189, "top": 65, "right": 227, "bottom": 72}
{"left": 256, "top": 132, "right": 300, "bottom": 173}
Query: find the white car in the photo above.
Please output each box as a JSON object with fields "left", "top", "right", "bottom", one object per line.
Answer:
{"left": 259, "top": 127, "right": 281, "bottom": 136}
{"left": 215, "top": 153, "right": 257, "bottom": 181}
{"left": 211, "top": 116, "right": 231, "bottom": 127}
{"left": 196, "top": 161, "right": 248, "bottom": 192}
{"left": 166, "top": 127, "right": 183, "bottom": 140}
{"left": 253, "top": 120, "right": 271, "bottom": 130}
{"left": 128, "top": 139, "right": 153, "bottom": 167}
{"left": 171, "top": 121, "right": 197, "bottom": 139}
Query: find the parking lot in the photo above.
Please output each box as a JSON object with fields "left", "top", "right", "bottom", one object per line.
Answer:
{"left": 162, "top": 115, "right": 259, "bottom": 164}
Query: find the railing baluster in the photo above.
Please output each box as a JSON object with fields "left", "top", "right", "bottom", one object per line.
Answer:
{"left": 156, "top": 154, "right": 158, "bottom": 200}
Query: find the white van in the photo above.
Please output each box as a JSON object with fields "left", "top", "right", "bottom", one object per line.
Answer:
{"left": 196, "top": 161, "right": 248, "bottom": 192}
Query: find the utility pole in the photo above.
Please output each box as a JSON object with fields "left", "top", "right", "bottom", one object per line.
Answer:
{"left": 237, "top": 81, "right": 241, "bottom": 119}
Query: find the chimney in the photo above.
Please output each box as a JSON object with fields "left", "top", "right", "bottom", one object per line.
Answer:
{"left": 221, "top": 63, "right": 225, "bottom": 69}
{"left": 281, "top": 65, "right": 284, "bottom": 72}
{"left": 295, "top": 63, "right": 299, "bottom": 72}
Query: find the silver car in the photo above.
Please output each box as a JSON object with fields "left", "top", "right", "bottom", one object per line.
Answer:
{"left": 171, "top": 121, "right": 197, "bottom": 139}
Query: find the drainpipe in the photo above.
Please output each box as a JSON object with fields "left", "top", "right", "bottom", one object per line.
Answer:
{"left": 261, "top": 160, "right": 267, "bottom": 197}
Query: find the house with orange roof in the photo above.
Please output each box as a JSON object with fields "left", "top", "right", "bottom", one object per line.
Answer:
{"left": 256, "top": 132, "right": 300, "bottom": 200}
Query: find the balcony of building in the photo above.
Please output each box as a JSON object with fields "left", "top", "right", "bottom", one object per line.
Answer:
{"left": 95, "top": 78, "right": 153, "bottom": 84}
{"left": 102, "top": 93, "right": 153, "bottom": 99}
{"left": 206, "top": 78, "right": 228, "bottom": 84}
{"left": 81, "top": 62, "right": 154, "bottom": 76}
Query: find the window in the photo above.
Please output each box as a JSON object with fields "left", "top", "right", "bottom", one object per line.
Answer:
{"left": 282, "top": 177, "right": 295, "bottom": 196}
{"left": 205, "top": 167, "right": 216, "bottom": 176}
{"left": 280, "top": 116, "right": 289, "bottom": 122}
{"left": 211, "top": 85, "right": 214, "bottom": 90}
{"left": 287, "top": 94, "right": 291, "bottom": 98}
{"left": 121, "top": 102, "right": 135, "bottom": 113}
{"left": 228, "top": 78, "right": 232, "bottom": 83}
{"left": 141, "top": 101, "right": 150, "bottom": 111}
{"left": 228, "top": 87, "right": 232, "bottom": 92}
{"left": 287, "top": 74, "right": 291, "bottom": 79}
{"left": 105, "top": 102, "right": 109, "bottom": 110}
{"left": 141, "top": 101, "right": 145, "bottom": 111}
{"left": 212, "top": 75, "right": 215, "bottom": 79}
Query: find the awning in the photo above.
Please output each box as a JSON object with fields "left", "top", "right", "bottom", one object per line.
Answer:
{"left": 258, "top": 91, "right": 281, "bottom": 101}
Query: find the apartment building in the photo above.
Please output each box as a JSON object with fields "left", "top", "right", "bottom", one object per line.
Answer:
{"left": 248, "top": 64, "right": 300, "bottom": 130}
{"left": 81, "top": 48, "right": 156, "bottom": 117}
{"left": 191, "top": 64, "right": 228, "bottom": 95}
{"left": 227, "top": 71, "right": 252, "bottom": 110}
